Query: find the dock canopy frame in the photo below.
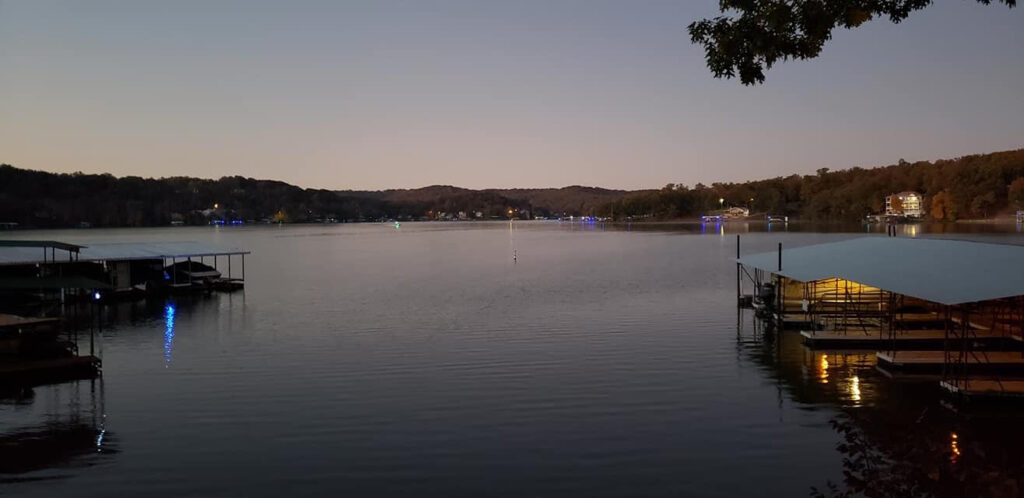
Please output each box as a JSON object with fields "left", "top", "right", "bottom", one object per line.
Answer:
{"left": 738, "top": 237, "right": 1024, "bottom": 306}
{"left": 0, "top": 241, "right": 249, "bottom": 266}
{"left": 0, "top": 240, "right": 85, "bottom": 264}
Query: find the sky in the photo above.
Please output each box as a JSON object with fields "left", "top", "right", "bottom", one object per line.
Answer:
{"left": 1, "top": 1, "right": 1022, "bottom": 191}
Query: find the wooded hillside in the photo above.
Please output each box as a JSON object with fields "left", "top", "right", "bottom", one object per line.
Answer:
{"left": 1, "top": 148, "right": 1021, "bottom": 227}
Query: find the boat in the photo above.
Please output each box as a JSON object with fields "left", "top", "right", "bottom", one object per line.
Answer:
{"left": 164, "top": 261, "right": 221, "bottom": 290}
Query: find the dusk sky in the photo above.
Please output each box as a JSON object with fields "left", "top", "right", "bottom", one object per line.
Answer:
{"left": 1, "top": 1, "right": 1021, "bottom": 191}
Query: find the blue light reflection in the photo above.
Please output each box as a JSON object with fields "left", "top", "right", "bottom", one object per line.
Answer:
{"left": 164, "top": 304, "right": 176, "bottom": 366}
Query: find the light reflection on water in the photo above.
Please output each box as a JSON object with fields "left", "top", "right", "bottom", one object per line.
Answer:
{"left": 163, "top": 304, "right": 176, "bottom": 367}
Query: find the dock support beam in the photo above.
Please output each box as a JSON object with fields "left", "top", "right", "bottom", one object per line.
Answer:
{"left": 736, "top": 235, "right": 741, "bottom": 302}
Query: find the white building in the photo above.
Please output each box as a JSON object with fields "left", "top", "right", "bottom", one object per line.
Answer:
{"left": 885, "top": 191, "right": 923, "bottom": 218}
{"left": 723, "top": 207, "right": 750, "bottom": 219}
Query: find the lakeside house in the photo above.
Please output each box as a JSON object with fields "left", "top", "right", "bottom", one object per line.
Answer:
{"left": 701, "top": 206, "right": 750, "bottom": 223}
{"left": 885, "top": 191, "right": 924, "bottom": 218}
{"left": 723, "top": 207, "right": 750, "bottom": 219}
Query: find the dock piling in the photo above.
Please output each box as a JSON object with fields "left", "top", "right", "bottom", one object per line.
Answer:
{"left": 736, "top": 235, "right": 741, "bottom": 301}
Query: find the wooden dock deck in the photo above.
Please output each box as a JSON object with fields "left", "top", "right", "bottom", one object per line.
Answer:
{"left": 878, "top": 351, "right": 1024, "bottom": 373}
{"left": 777, "top": 313, "right": 818, "bottom": 330}
{"left": 801, "top": 329, "right": 1012, "bottom": 349}
{"left": 0, "top": 314, "right": 60, "bottom": 330}
{"left": 777, "top": 310, "right": 949, "bottom": 330}
{"left": 951, "top": 315, "right": 992, "bottom": 331}
{"left": 940, "top": 379, "right": 1024, "bottom": 398}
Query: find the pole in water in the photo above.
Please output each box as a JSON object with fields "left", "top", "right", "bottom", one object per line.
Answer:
{"left": 777, "top": 242, "right": 782, "bottom": 271}
{"left": 513, "top": 249, "right": 517, "bottom": 263}
{"left": 736, "top": 234, "right": 741, "bottom": 301}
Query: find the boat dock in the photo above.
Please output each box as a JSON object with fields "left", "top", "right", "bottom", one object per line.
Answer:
{"left": 0, "top": 238, "right": 250, "bottom": 386}
{"left": 0, "top": 239, "right": 250, "bottom": 296}
{"left": 736, "top": 236, "right": 1024, "bottom": 401}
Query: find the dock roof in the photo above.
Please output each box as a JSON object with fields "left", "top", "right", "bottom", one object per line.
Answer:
{"left": 738, "top": 237, "right": 1024, "bottom": 306}
{"left": 0, "top": 240, "right": 249, "bottom": 266}
{"left": 0, "top": 240, "right": 85, "bottom": 251}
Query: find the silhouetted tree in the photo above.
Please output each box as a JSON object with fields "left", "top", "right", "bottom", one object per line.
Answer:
{"left": 689, "top": 0, "right": 1017, "bottom": 85}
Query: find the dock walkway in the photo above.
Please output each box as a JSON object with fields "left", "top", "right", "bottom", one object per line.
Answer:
{"left": 878, "top": 351, "right": 1024, "bottom": 373}
{"left": 801, "top": 329, "right": 1013, "bottom": 349}
{"left": 0, "top": 314, "right": 60, "bottom": 330}
{"left": 940, "top": 379, "right": 1024, "bottom": 398}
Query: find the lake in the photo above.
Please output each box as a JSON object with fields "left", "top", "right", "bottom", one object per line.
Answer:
{"left": 3, "top": 221, "right": 1024, "bottom": 496}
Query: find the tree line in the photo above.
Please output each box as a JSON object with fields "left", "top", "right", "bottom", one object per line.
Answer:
{"left": 0, "top": 165, "right": 625, "bottom": 227}
{"left": 1, "top": 148, "right": 1022, "bottom": 228}
{"left": 596, "top": 149, "right": 1024, "bottom": 221}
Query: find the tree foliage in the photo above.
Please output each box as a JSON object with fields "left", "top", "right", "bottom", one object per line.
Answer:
{"left": 0, "top": 165, "right": 626, "bottom": 227}
{"left": 889, "top": 195, "right": 903, "bottom": 214}
{"left": 595, "top": 149, "right": 1024, "bottom": 221}
{"left": 1, "top": 149, "right": 1021, "bottom": 227}
{"left": 689, "top": 0, "right": 1017, "bottom": 85}
{"left": 1008, "top": 177, "right": 1024, "bottom": 209}
{"left": 929, "top": 190, "right": 954, "bottom": 221}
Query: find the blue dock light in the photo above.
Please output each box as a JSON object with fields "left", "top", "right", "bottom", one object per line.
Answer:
{"left": 93, "top": 291, "right": 101, "bottom": 301}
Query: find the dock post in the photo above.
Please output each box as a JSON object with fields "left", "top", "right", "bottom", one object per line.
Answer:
{"left": 777, "top": 242, "right": 782, "bottom": 271}
{"left": 736, "top": 235, "right": 741, "bottom": 302}
{"left": 241, "top": 253, "right": 245, "bottom": 282}
{"left": 90, "top": 301, "right": 95, "bottom": 357}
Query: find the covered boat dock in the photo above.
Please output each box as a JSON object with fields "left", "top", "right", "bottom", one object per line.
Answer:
{"left": 0, "top": 240, "right": 250, "bottom": 295}
{"left": 737, "top": 236, "right": 1024, "bottom": 399}
{"left": 0, "top": 239, "right": 250, "bottom": 384}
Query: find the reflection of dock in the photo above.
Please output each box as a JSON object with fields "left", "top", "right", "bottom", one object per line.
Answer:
{"left": 0, "top": 356, "right": 100, "bottom": 384}
{"left": 0, "top": 377, "right": 112, "bottom": 476}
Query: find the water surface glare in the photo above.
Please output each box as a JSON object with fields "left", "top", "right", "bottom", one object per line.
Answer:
{"left": 4, "top": 222, "right": 1024, "bottom": 496}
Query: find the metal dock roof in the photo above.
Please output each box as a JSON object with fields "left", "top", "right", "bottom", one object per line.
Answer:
{"left": 738, "top": 236, "right": 1024, "bottom": 306}
{"left": 0, "top": 240, "right": 249, "bottom": 266}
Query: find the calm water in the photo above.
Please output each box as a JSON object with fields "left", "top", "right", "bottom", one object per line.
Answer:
{"left": 3, "top": 221, "right": 1024, "bottom": 496}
